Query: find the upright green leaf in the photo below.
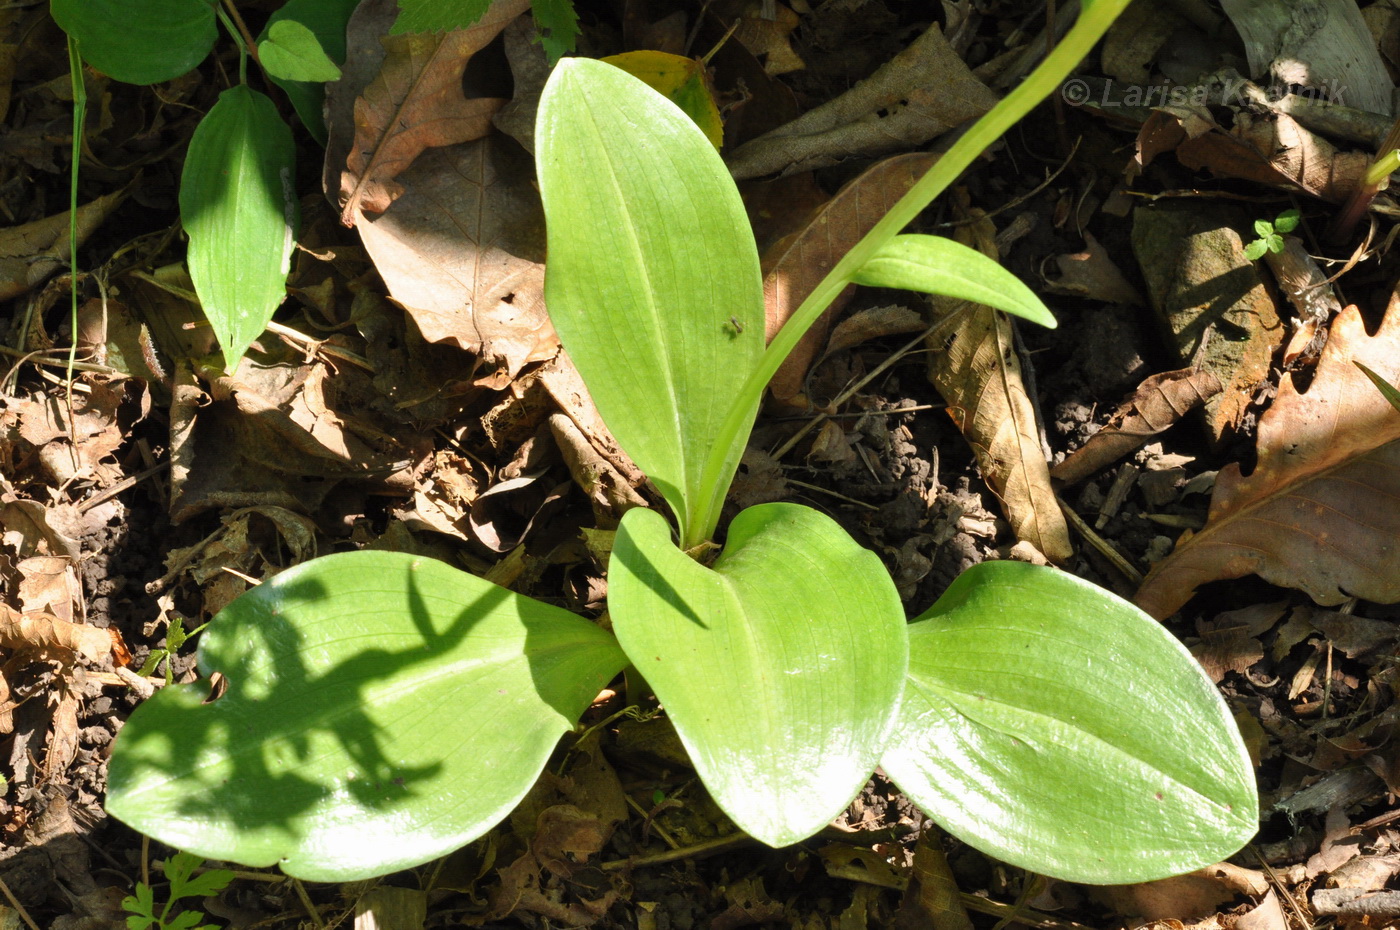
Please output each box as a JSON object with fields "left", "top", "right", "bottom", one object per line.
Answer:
{"left": 537, "top": 58, "right": 765, "bottom": 547}
{"left": 180, "top": 86, "right": 296, "bottom": 369}
{"left": 106, "top": 552, "right": 627, "bottom": 882}
{"left": 610, "top": 504, "right": 907, "bottom": 845}
{"left": 851, "top": 234, "right": 1056, "bottom": 327}
{"left": 531, "top": 0, "right": 581, "bottom": 62}
{"left": 52, "top": 0, "right": 217, "bottom": 85}
{"left": 258, "top": 20, "right": 342, "bottom": 83}
{"left": 261, "top": 0, "right": 356, "bottom": 144}
{"left": 881, "top": 562, "right": 1258, "bottom": 883}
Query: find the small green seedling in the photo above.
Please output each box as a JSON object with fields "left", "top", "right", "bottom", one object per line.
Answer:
{"left": 137, "top": 616, "right": 211, "bottom": 687}
{"left": 1244, "top": 208, "right": 1301, "bottom": 260}
{"left": 105, "top": 0, "right": 1258, "bottom": 886}
{"left": 122, "top": 851, "right": 234, "bottom": 930}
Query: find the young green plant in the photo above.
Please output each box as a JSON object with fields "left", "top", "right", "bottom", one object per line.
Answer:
{"left": 122, "top": 851, "right": 234, "bottom": 930}
{"left": 105, "top": 0, "right": 1258, "bottom": 884}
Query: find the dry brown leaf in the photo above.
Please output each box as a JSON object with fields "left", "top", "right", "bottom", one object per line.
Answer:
{"left": 1043, "top": 232, "right": 1145, "bottom": 305}
{"left": 727, "top": 24, "right": 996, "bottom": 178}
{"left": 1137, "top": 106, "right": 1370, "bottom": 203}
{"left": 1136, "top": 300, "right": 1400, "bottom": 619}
{"left": 713, "top": 0, "right": 804, "bottom": 76}
{"left": 926, "top": 211, "right": 1072, "bottom": 564}
{"left": 1051, "top": 367, "right": 1223, "bottom": 485}
{"left": 0, "top": 604, "right": 113, "bottom": 663}
{"left": 355, "top": 137, "right": 556, "bottom": 389}
{"left": 337, "top": 0, "right": 529, "bottom": 223}
{"left": 0, "top": 190, "right": 125, "bottom": 301}
{"left": 763, "top": 153, "right": 933, "bottom": 410}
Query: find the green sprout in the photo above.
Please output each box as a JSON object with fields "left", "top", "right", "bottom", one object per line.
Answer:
{"left": 122, "top": 851, "right": 234, "bottom": 930}
{"left": 1243, "top": 208, "right": 1300, "bottom": 260}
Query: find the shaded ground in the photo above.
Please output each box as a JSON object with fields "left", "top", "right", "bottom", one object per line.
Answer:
{"left": 4, "top": 0, "right": 1400, "bottom": 927}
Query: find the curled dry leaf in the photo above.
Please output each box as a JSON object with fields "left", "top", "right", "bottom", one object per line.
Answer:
{"left": 0, "top": 189, "right": 125, "bottom": 301}
{"left": 1051, "top": 367, "right": 1223, "bottom": 485}
{"left": 1136, "top": 106, "right": 1370, "bottom": 203}
{"left": 0, "top": 604, "right": 113, "bottom": 663}
{"left": 763, "top": 153, "right": 933, "bottom": 410}
{"left": 337, "top": 0, "right": 530, "bottom": 223}
{"left": 727, "top": 24, "right": 995, "bottom": 179}
{"left": 1136, "top": 301, "right": 1400, "bottom": 618}
{"left": 925, "top": 210, "right": 1072, "bottom": 565}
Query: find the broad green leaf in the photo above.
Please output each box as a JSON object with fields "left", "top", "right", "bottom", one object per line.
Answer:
{"left": 1243, "top": 238, "right": 1269, "bottom": 261}
{"left": 261, "top": 0, "right": 356, "bottom": 144}
{"left": 1273, "top": 208, "right": 1300, "bottom": 234}
{"left": 881, "top": 562, "right": 1258, "bottom": 884}
{"left": 609, "top": 504, "right": 907, "bottom": 845}
{"left": 180, "top": 86, "right": 296, "bottom": 370}
{"left": 851, "top": 234, "right": 1057, "bottom": 328}
{"left": 391, "top": 0, "right": 491, "bottom": 34}
{"left": 531, "top": 0, "right": 580, "bottom": 62}
{"left": 537, "top": 58, "right": 764, "bottom": 547}
{"left": 52, "top": 0, "right": 216, "bottom": 85}
{"left": 106, "top": 551, "right": 627, "bottom": 882}
{"left": 258, "top": 20, "right": 342, "bottom": 83}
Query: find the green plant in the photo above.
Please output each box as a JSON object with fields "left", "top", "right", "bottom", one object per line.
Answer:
{"left": 51, "top": 0, "right": 575, "bottom": 371}
{"left": 105, "top": 0, "right": 1259, "bottom": 885}
{"left": 1243, "top": 208, "right": 1301, "bottom": 260}
{"left": 138, "top": 615, "right": 212, "bottom": 686}
{"left": 122, "top": 851, "right": 234, "bottom": 930}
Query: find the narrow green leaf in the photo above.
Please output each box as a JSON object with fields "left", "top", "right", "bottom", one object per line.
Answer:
{"left": 260, "top": 0, "right": 356, "bottom": 144}
{"left": 180, "top": 86, "right": 296, "bottom": 369}
{"left": 881, "top": 562, "right": 1258, "bottom": 884}
{"left": 537, "top": 58, "right": 764, "bottom": 546}
{"left": 531, "top": 0, "right": 580, "bottom": 62}
{"left": 258, "top": 20, "right": 342, "bottom": 83}
{"left": 850, "top": 234, "right": 1057, "bottom": 328}
{"left": 390, "top": 0, "right": 492, "bottom": 34}
{"left": 52, "top": 0, "right": 216, "bottom": 85}
{"left": 106, "top": 552, "right": 627, "bottom": 881}
{"left": 1357, "top": 361, "right": 1400, "bottom": 413}
{"left": 610, "top": 504, "right": 907, "bottom": 845}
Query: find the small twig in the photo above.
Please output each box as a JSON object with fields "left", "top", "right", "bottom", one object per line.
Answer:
{"left": 771, "top": 309, "right": 969, "bottom": 461}
{"left": 78, "top": 460, "right": 171, "bottom": 513}
{"left": 785, "top": 478, "right": 879, "bottom": 511}
{"left": 220, "top": 0, "right": 263, "bottom": 71}
{"left": 292, "top": 877, "right": 327, "bottom": 929}
{"left": 603, "top": 832, "right": 753, "bottom": 870}
{"left": 1055, "top": 494, "right": 1144, "bottom": 586}
{"left": 0, "top": 874, "right": 41, "bottom": 930}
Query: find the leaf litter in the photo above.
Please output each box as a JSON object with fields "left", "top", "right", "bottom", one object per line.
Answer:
{"left": 10, "top": 0, "right": 1400, "bottom": 926}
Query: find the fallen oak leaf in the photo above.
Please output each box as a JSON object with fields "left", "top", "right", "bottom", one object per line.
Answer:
{"left": 338, "top": 0, "right": 529, "bottom": 224}
{"left": 1135, "top": 300, "right": 1400, "bottom": 618}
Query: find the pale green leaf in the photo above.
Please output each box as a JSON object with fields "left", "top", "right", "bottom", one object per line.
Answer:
{"left": 851, "top": 234, "right": 1056, "bottom": 327}
{"left": 1273, "top": 208, "right": 1300, "bottom": 234}
{"left": 1357, "top": 361, "right": 1400, "bottom": 413}
{"left": 881, "top": 561, "right": 1258, "bottom": 884}
{"left": 390, "top": 0, "right": 491, "bottom": 34}
{"left": 609, "top": 504, "right": 907, "bottom": 845}
{"left": 537, "top": 58, "right": 764, "bottom": 546}
{"left": 52, "top": 0, "right": 216, "bottom": 85}
{"left": 1243, "top": 238, "right": 1268, "bottom": 261}
{"left": 180, "top": 86, "right": 296, "bottom": 369}
{"left": 258, "top": 20, "right": 342, "bottom": 83}
{"left": 105, "top": 551, "right": 627, "bottom": 881}
{"left": 260, "top": 0, "right": 356, "bottom": 144}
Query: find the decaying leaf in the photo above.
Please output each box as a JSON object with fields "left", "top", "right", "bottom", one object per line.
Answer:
{"left": 727, "top": 23, "right": 995, "bottom": 179}
{"left": 925, "top": 209, "right": 1072, "bottom": 564}
{"left": 1051, "top": 367, "right": 1223, "bottom": 486}
{"left": 0, "top": 604, "right": 113, "bottom": 664}
{"left": 1042, "top": 232, "right": 1145, "bottom": 305}
{"left": 355, "top": 137, "right": 557, "bottom": 389}
{"left": 1136, "top": 300, "right": 1400, "bottom": 618}
{"left": 1136, "top": 106, "right": 1370, "bottom": 203}
{"left": 0, "top": 190, "right": 125, "bottom": 301}
{"left": 763, "top": 153, "right": 933, "bottom": 410}
{"left": 337, "top": 0, "right": 529, "bottom": 223}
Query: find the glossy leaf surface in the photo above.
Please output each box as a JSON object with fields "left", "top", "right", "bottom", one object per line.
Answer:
{"left": 537, "top": 58, "right": 764, "bottom": 546}
{"left": 106, "top": 551, "right": 627, "bottom": 881}
{"left": 180, "top": 86, "right": 296, "bottom": 369}
{"left": 610, "top": 504, "right": 907, "bottom": 845}
{"left": 882, "top": 561, "right": 1258, "bottom": 883}
{"left": 53, "top": 0, "right": 216, "bottom": 85}
{"left": 851, "top": 234, "right": 1056, "bottom": 328}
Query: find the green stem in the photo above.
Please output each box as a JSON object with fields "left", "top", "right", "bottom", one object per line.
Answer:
{"left": 688, "top": 0, "right": 1134, "bottom": 547}
{"left": 65, "top": 36, "right": 86, "bottom": 410}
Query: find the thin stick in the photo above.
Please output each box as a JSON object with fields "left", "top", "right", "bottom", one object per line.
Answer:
{"left": 0, "top": 875, "right": 41, "bottom": 930}
{"left": 1055, "top": 494, "right": 1144, "bottom": 586}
